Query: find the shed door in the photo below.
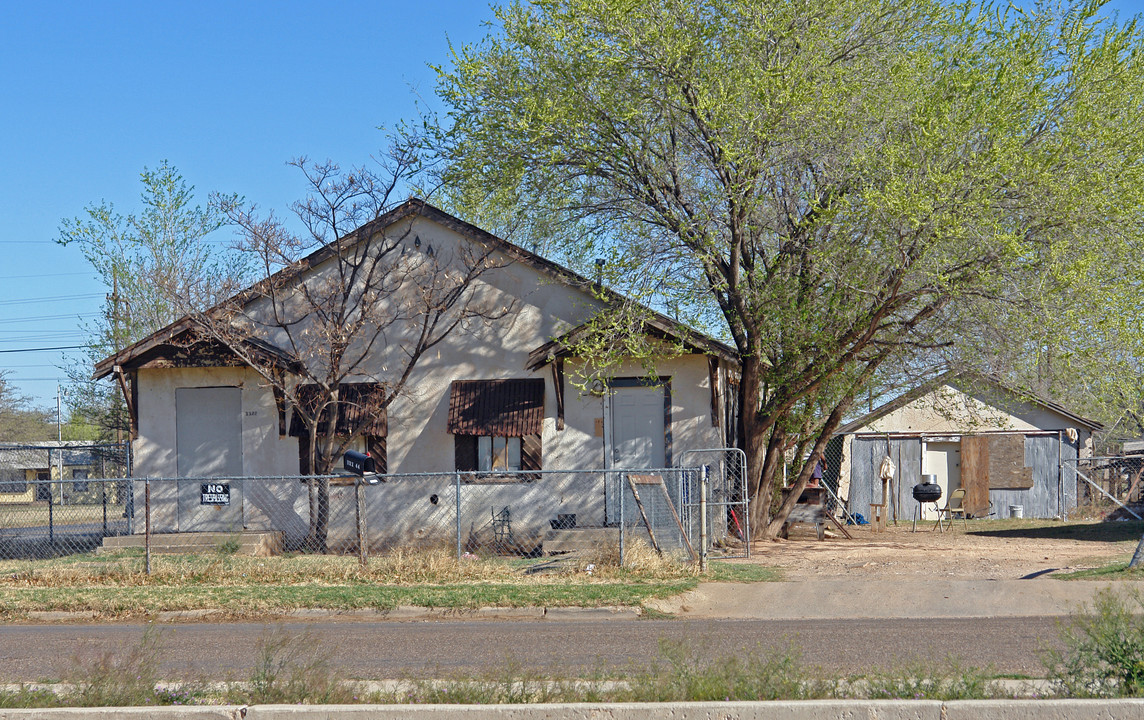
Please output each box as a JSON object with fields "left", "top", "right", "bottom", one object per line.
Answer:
{"left": 923, "top": 441, "right": 962, "bottom": 519}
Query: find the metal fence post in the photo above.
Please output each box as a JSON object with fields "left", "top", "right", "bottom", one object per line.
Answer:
{"left": 699, "top": 465, "right": 708, "bottom": 573}
{"left": 47, "top": 483, "right": 54, "bottom": 546}
{"left": 455, "top": 471, "right": 462, "bottom": 559}
{"left": 145, "top": 478, "right": 151, "bottom": 576}
{"left": 617, "top": 470, "right": 625, "bottom": 568}
{"left": 355, "top": 479, "right": 368, "bottom": 567}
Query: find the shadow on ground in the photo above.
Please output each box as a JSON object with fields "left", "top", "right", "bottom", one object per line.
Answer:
{"left": 969, "top": 521, "right": 1144, "bottom": 543}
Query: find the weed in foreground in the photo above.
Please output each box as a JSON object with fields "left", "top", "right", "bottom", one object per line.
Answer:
{"left": 0, "top": 686, "right": 64, "bottom": 708}
{"left": 855, "top": 659, "right": 1001, "bottom": 700}
{"left": 1043, "top": 587, "right": 1144, "bottom": 697}
{"left": 397, "top": 660, "right": 610, "bottom": 704}
{"left": 64, "top": 627, "right": 205, "bottom": 706}
{"left": 622, "top": 639, "right": 834, "bottom": 702}
{"left": 231, "top": 626, "right": 359, "bottom": 705}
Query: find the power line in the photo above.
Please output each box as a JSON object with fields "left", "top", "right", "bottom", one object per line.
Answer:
{"left": 0, "top": 293, "right": 103, "bottom": 307}
{"left": 0, "top": 336, "right": 86, "bottom": 344}
{"left": 0, "top": 271, "right": 93, "bottom": 281}
{"left": 0, "top": 345, "right": 85, "bottom": 354}
{"left": 4, "top": 377, "right": 67, "bottom": 382}
{"left": 0, "top": 313, "right": 99, "bottom": 325}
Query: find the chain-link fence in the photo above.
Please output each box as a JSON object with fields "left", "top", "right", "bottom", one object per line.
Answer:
{"left": 125, "top": 469, "right": 710, "bottom": 565}
{"left": 0, "top": 456, "right": 748, "bottom": 566}
{"left": 0, "top": 442, "right": 132, "bottom": 559}
{"left": 1067, "top": 455, "right": 1144, "bottom": 520}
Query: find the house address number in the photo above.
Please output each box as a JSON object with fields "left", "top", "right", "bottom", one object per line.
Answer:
{"left": 200, "top": 483, "right": 231, "bottom": 506}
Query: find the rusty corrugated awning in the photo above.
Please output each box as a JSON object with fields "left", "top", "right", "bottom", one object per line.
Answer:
{"left": 448, "top": 379, "right": 544, "bottom": 436}
{"left": 288, "top": 383, "right": 387, "bottom": 437}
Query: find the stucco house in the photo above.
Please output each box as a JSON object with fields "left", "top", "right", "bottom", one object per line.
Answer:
{"left": 831, "top": 372, "right": 1101, "bottom": 523}
{"left": 92, "top": 200, "right": 739, "bottom": 547}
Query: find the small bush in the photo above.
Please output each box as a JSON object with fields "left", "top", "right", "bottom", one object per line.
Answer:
{"left": 1044, "top": 588, "right": 1144, "bottom": 697}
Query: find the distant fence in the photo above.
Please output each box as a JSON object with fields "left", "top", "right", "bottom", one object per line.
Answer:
{"left": 0, "top": 442, "right": 132, "bottom": 559}
{"left": 1067, "top": 455, "right": 1144, "bottom": 520}
{"left": 0, "top": 448, "right": 750, "bottom": 565}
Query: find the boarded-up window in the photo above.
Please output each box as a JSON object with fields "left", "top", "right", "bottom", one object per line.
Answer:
{"left": 289, "top": 383, "right": 388, "bottom": 438}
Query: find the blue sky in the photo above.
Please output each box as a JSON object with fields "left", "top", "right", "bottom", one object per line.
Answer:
{"left": 0, "top": 0, "right": 494, "bottom": 408}
{"left": 1, "top": 0, "right": 1142, "bottom": 410}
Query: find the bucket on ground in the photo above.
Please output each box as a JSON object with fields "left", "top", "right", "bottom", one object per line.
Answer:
{"left": 1009, "top": 505, "right": 1023, "bottom": 519}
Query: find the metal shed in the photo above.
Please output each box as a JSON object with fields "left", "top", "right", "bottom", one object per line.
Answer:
{"left": 845, "top": 431, "right": 1079, "bottom": 522}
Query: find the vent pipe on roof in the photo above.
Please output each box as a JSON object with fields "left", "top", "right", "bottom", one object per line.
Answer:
{"left": 594, "top": 258, "right": 605, "bottom": 287}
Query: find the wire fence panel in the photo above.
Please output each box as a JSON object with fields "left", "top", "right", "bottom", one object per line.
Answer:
{"left": 0, "top": 478, "right": 133, "bottom": 559}
{"left": 0, "top": 454, "right": 748, "bottom": 566}
{"left": 1067, "top": 456, "right": 1144, "bottom": 520}
{"left": 613, "top": 469, "right": 693, "bottom": 562}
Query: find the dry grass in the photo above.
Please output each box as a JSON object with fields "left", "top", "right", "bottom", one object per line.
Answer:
{"left": 0, "top": 539, "right": 703, "bottom": 590}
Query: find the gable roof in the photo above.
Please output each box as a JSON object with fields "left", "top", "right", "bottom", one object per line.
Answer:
{"left": 94, "top": 199, "right": 738, "bottom": 379}
{"left": 835, "top": 370, "right": 1103, "bottom": 435}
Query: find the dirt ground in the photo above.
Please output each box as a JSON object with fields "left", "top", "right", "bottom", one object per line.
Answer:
{"left": 736, "top": 518, "right": 1144, "bottom": 581}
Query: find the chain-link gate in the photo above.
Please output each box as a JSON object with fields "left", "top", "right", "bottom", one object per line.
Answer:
{"left": 677, "top": 448, "right": 750, "bottom": 559}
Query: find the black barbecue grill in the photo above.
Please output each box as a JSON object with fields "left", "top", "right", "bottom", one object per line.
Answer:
{"left": 911, "top": 475, "right": 942, "bottom": 531}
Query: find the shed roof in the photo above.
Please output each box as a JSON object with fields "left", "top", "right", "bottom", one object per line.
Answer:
{"left": 835, "top": 370, "right": 1103, "bottom": 435}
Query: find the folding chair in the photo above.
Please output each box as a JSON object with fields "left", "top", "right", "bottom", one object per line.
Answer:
{"left": 934, "top": 488, "right": 968, "bottom": 531}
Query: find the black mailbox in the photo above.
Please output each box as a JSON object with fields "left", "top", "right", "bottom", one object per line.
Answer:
{"left": 343, "top": 450, "right": 375, "bottom": 476}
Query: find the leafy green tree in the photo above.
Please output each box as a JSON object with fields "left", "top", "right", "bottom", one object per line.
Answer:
{"left": 58, "top": 161, "right": 245, "bottom": 441}
{"left": 0, "top": 371, "right": 54, "bottom": 442}
{"left": 435, "top": 0, "right": 1144, "bottom": 535}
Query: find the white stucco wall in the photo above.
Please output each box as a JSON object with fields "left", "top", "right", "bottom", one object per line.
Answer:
{"left": 130, "top": 214, "right": 727, "bottom": 484}
{"left": 133, "top": 366, "right": 299, "bottom": 478}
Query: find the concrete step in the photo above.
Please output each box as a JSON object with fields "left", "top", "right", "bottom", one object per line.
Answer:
{"left": 543, "top": 527, "right": 620, "bottom": 554}
{"left": 97, "top": 531, "right": 283, "bottom": 557}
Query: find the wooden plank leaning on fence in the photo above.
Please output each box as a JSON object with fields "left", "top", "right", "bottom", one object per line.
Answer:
{"left": 627, "top": 473, "right": 697, "bottom": 562}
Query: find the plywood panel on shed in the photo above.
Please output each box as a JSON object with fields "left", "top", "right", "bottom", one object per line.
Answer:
{"left": 960, "top": 435, "right": 991, "bottom": 516}
{"left": 987, "top": 434, "right": 1034, "bottom": 489}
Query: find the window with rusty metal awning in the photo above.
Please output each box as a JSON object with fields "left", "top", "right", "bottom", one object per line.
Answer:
{"left": 448, "top": 379, "right": 543, "bottom": 473}
{"left": 290, "top": 383, "right": 388, "bottom": 476}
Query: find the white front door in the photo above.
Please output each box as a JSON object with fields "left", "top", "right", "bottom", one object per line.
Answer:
{"left": 923, "top": 441, "right": 961, "bottom": 520}
{"left": 609, "top": 384, "right": 666, "bottom": 469}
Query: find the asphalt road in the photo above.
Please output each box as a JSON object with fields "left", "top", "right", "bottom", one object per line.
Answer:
{"left": 0, "top": 616, "right": 1067, "bottom": 681}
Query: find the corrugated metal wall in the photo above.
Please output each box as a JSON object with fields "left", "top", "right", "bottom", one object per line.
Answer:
{"left": 849, "top": 437, "right": 922, "bottom": 523}
{"left": 848, "top": 433, "right": 1070, "bottom": 521}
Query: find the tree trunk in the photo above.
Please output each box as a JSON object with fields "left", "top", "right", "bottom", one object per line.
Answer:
{"left": 303, "top": 430, "right": 331, "bottom": 554}
{"left": 738, "top": 357, "right": 772, "bottom": 537}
